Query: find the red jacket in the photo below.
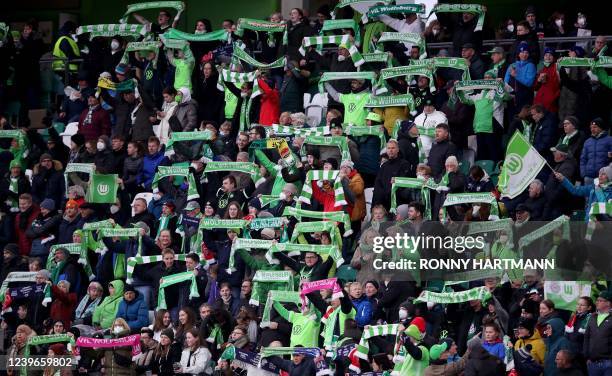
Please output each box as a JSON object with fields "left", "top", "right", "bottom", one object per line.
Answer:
{"left": 14, "top": 205, "right": 40, "bottom": 255}
{"left": 257, "top": 78, "right": 280, "bottom": 125}
{"left": 534, "top": 63, "right": 560, "bottom": 113}
{"left": 77, "top": 105, "right": 111, "bottom": 141}
{"left": 50, "top": 285, "right": 78, "bottom": 328}
{"left": 311, "top": 181, "right": 339, "bottom": 212}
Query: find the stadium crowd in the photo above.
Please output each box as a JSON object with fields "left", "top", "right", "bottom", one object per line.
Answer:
{"left": 0, "top": 1, "right": 611, "bottom": 376}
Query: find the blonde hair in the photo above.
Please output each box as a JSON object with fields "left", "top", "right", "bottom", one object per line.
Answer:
{"left": 112, "top": 318, "right": 130, "bottom": 332}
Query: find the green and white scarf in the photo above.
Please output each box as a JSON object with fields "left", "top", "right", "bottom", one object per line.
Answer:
{"left": 345, "top": 124, "right": 387, "bottom": 149}
{"left": 454, "top": 79, "right": 507, "bottom": 102}
{"left": 300, "top": 135, "right": 352, "bottom": 163}
{"left": 366, "top": 4, "right": 426, "bottom": 22}
{"left": 586, "top": 202, "right": 612, "bottom": 240}
{"left": 557, "top": 57, "right": 594, "bottom": 68}
{"left": 152, "top": 165, "right": 199, "bottom": 200}
{"left": 414, "top": 286, "right": 491, "bottom": 304}
{"left": 290, "top": 221, "right": 344, "bottom": 253}
{"left": 157, "top": 271, "right": 199, "bottom": 309}
{"left": 126, "top": 254, "right": 187, "bottom": 283}
{"left": 193, "top": 218, "right": 247, "bottom": 253}
{"left": 283, "top": 206, "right": 352, "bottom": 236}
{"left": 81, "top": 219, "right": 115, "bottom": 252}
{"left": 317, "top": 71, "right": 377, "bottom": 94}
{"left": 164, "top": 130, "right": 213, "bottom": 160}
{"left": 235, "top": 18, "right": 288, "bottom": 46}
{"left": 232, "top": 43, "right": 287, "bottom": 70}
{"left": 250, "top": 270, "right": 294, "bottom": 306}
{"left": 299, "top": 170, "right": 347, "bottom": 207}
{"left": 77, "top": 24, "right": 148, "bottom": 39}
{"left": 96, "top": 227, "right": 142, "bottom": 271}
{"left": 120, "top": 41, "right": 161, "bottom": 68}
{"left": 377, "top": 64, "right": 434, "bottom": 94}
{"left": 217, "top": 69, "right": 262, "bottom": 132}
{"left": 301, "top": 35, "right": 364, "bottom": 67}
{"left": 442, "top": 192, "right": 499, "bottom": 216}
{"left": 161, "top": 28, "right": 230, "bottom": 42}
{"left": 355, "top": 324, "right": 401, "bottom": 359}
{"left": 376, "top": 32, "right": 427, "bottom": 59}
{"left": 260, "top": 290, "right": 302, "bottom": 328}
{"left": 362, "top": 52, "right": 393, "bottom": 67}
{"left": 248, "top": 217, "right": 285, "bottom": 230}
{"left": 428, "top": 4, "right": 486, "bottom": 31}
{"left": 119, "top": 1, "right": 185, "bottom": 24}
{"left": 332, "top": 0, "right": 393, "bottom": 21}
{"left": 228, "top": 238, "right": 275, "bottom": 273}
{"left": 265, "top": 242, "right": 343, "bottom": 268}
{"left": 365, "top": 93, "right": 417, "bottom": 115}
{"left": 390, "top": 177, "right": 441, "bottom": 218}
{"left": 430, "top": 57, "right": 471, "bottom": 80}
{"left": 320, "top": 19, "right": 361, "bottom": 46}
{"left": 468, "top": 218, "right": 514, "bottom": 246}
{"left": 47, "top": 243, "right": 94, "bottom": 280}
{"left": 203, "top": 161, "right": 262, "bottom": 184}
{"left": 269, "top": 124, "right": 330, "bottom": 137}
{"left": 64, "top": 163, "right": 95, "bottom": 195}
{"left": 518, "top": 215, "right": 570, "bottom": 252}
{"left": 22, "top": 334, "right": 75, "bottom": 374}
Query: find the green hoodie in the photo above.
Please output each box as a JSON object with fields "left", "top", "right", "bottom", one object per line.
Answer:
{"left": 92, "top": 280, "right": 125, "bottom": 329}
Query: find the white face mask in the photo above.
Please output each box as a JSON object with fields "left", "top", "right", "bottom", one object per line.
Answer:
{"left": 113, "top": 326, "right": 123, "bottom": 334}
{"left": 472, "top": 205, "right": 481, "bottom": 217}
{"left": 577, "top": 17, "right": 586, "bottom": 27}
{"left": 153, "top": 193, "right": 161, "bottom": 201}
{"left": 219, "top": 131, "right": 228, "bottom": 136}
{"left": 194, "top": 29, "right": 205, "bottom": 34}
{"left": 555, "top": 19, "right": 563, "bottom": 28}
{"left": 416, "top": 174, "right": 426, "bottom": 181}
{"left": 190, "top": 162, "right": 199, "bottom": 170}
{"left": 110, "top": 205, "right": 120, "bottom": 214}
{"left": 427, "top": 301, "right": 435, "bottom": 309}
{"left": 97, "top": 142, "right": 106, "bottom": 151}
{"left": 398, "top": 309, "right": 408, "bottom": 320}
{"left": 240, "top": 92, "right": 248, "bottom": 98}
{"left": 337, "top": 54, "right": 346, "bottom": 62}
{"left": 507, "top": 24, "right": 515, "bottom": 33}
{"left": 279, "top": 192, "right": 287, "bottom": 200}
{"left": 110, "top": 40, "right": 120, "bottom": 50}
{"left": 432, "top": 29, "right": 440, "bottom": 36}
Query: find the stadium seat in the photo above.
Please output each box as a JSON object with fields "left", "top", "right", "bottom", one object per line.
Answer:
{"left": 60, "top": 122, "right": 79, "bottom": 148}
{"left": 132, "top": 192, "right": 154, "bottom": 216}
{"left": 474, "top": 160, "right": 496, "bottom": 176}
{"left": 336, "top": 265, "right": 357, "bottom": 283}
{"left": 304, "top": 93, "right": 328, "bottom": 127}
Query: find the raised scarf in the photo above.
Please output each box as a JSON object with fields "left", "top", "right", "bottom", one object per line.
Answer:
{"left": 283, "top": 206, "right": 352, "bottom": 236}
{"left": 126, "top": 254, "right": 187, "bottom": 283}
{"left": 77, "top": 24, "right": 148, "bottom": 39}
{"left": 299, "top": 170, "right": 347, "bottom": 207}
{"left": 119, "top": 1, "right": 184, "bottom": 24}
{"left": 320, "top": 19, "right": 361, "bottom": 46}
{"left": 428, "top": 4, "right": 486, "bottom": 31}
{"left": 157, "top": 271, "right": 199, "bottom": 310}
{"left": 300, "top": 35, "right": 364, "bottom": 67}
{"left": 151, "top": 165, "right": 200, "bottom": 200}
{"left": 250, "top": 270, "right": 294, "bottom": 306}
{"left": 75, "top": 334, "right": 141, "bottom": 358}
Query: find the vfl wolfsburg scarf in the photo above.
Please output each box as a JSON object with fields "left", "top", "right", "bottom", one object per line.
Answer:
{"left": 362, "top": 52, "right": 393, "bottom": 67}
{"left": 260, "top": 290, "right": 302, "bottom": 328}
{"left": 301, "top": 35, "right": 364, "bottom": 67}
{"left": 250, "top": 270, "right": 294, "bottom": 306}
{"left": 235, "top": 18, "right": 288, "bottom": 46}
{"left": 428, "top": 4, "right": 486, "bottom": 31}
{"left": 47, "top": 243, "right": 94, "bottom": 280}
{"left": 468, "top": 218, "right": 514, "bottom": 245}
{"left": 74, "top": 334, "right": 142, "bottom": 359}
{"left": 317, "top": 71, "right": 377, "bottom": 94}
{"left": 80, "top": 220, "right": 115, "bottom": 253}
{"left": 518, "top": 215, "right": 570, "bottom": 252}
{"left": 265, "top": 242, "right": 343, "bottom": 268}
{"left": 120, "top": 41, "right": 161, "bottom": 68}
{"left": 203, "top": 161, "right": 262, "bottom": 184}
{"left": 77, "top": 24, "right": 148, "bottom": 39}
{"left": 260, "top": 346, "right": 320, "bottom": 358}
{"left": 0, "top": 272, "right": 50, "bottom": 307}
{"left": 157, "top": 271, "right": 199, "bottom": 310}
{"left": 376, "top": 32, "right": 427, "bottom": 59}
{"left": 332, "top": 0, "right": 393, "bottom": 20}
{"left": 320, "top": 19, "right": 361, "bottom": 46}
{"left": 164, "top": 130, "right": 213, "bottom": 160}
{"left": 152, "top": 165, "right": 199, "bottom": 200}
{"left": 300, "top": 135, "right": 352, "bottom": 163}
{"left": 366, "top": 4, "right": 426, "bottom": 22}
{"left": 414, "top": 286, "right": 491, "bottom": 304}
{"left": 300, "top": 170, "right": 347, "bottom": 207}
{"left": 96, "top": 228, "right": 141, "bottom": 279}
{"left": 119, "top": 1, "right": 185, "bottom": 24}
{"left": 217, "top": 69, "right": 262, "bottom": 132}
{"left": 248, "top": 137, "right": 297, "bottom": 168}
{"left": 390, "top": 177, "right": 441, "bottom": 218}
{"left": 161, "top": 28, "right": 230, "bottom": 43}
{"left": 283, "top": 206, "right": 352, "bottom": 236}
{"left": 290, "top": 221, "right": 343, "bottom": 250}
{"left": 300, "top": 278, "right": 343, "bottom": 312}
{"left": 355, "top": 324, "right": 401, "bottom": 359}
{"left": 194, "top": 218, "right": 247, "bottom": 254}
{"left": 442, "top": 192, "right": 499, "bottom": 216}
{"left": 557, "top": 57, "right": 594, "bottom": 68}
{"left": 23, "top": 334, "right": 75, "bottom": 370}
{"left": 345, "top": 125, "right": 387, "bottom": 149}
{"left": 411, "top": 57, "right": 471, "bottom": 81}
{"left": 586, "top": 202, "right": 612, "bottom": 240}
{"left": 228, "top": 238, "right": 275, "bottom": 273}
{"left": 248, "top": 217, "right": 285, "bottom": 230}
{"left": 364, "top": 94, "right": 417, "bottom": 114}
{"left": 454, "top": 79, "right": 507, "bottom": 102}
{"left": 377, "top": 64, "right": 434, "bottom": 94}
{"left": 269, "top": 124, "right": 330, "bottom": 137}
{"left": 64, "top": 163, "right": 95, "bottom": 195}
{"left": 232, "top": 44, "right": 287, "bottom": 70}
{"left": 220, "top": 345, "right": 280, "bottom": 376}
{"left": 126, "top": 254, "right": 187, "bottom": 283}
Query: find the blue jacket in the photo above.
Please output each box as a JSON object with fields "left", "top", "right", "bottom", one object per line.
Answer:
{"left": 116, "top": 292, "right": 149, "bottom": 331}
{"left": 580, "top": 132, "right": 612, "bottom": 178}
{"left": 544, "top": 318, "right": 572, "bottom": 376}
{"left": 138, "top": 148, "right": 168, "bottom": 190}
{"left": 354, "top": 136, "right": 381, "bottom": 176}
{"left": 482, "top": 340, "right": 506, "bottom": 360}
{"left": 505, "top": 60, "right": 536, "bottom": 87}
{"left": 147, "top": 194, "right": 170, "bottom": 219}
{"left": 533, "top": 111, "right": 558, "bottom": 160}
{"left": 561, "top": 178, "right": 612, "bottom": 221}
{"left": 351, "top": 296, "right": 374, "bottom": 327}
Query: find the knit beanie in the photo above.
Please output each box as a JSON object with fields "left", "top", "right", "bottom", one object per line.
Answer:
{"left": 161, "top": 328, "right": 175, "bottom": 342}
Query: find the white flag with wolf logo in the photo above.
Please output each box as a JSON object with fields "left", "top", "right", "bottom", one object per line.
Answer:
{"left": 498, "top": 131, "right": 546, "bottom": 199}
{"left": 544, "top": 281, "right": 591, "bottom": 311}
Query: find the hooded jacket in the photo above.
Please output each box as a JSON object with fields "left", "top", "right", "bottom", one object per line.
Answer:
{"left": 116, "top": 291, "right": 149, "bottom": 332}
{"left": 580, "top": 131, "right": 612, "bottom": 179}
{"left": 138, "top": 148, "right": 168, "bottom": 190}
{"left": 544, "top": 318, "right": 573, "bottom": 376}
{"left": 514, "top": 329, "right": 546, "bottom": 365}
{"left": 92, "top": 280, "right": 125, "bottom": 329}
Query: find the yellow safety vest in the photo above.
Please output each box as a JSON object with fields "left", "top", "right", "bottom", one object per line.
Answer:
{"left": 52, "top": 36, "right": 80, "bottom": 72}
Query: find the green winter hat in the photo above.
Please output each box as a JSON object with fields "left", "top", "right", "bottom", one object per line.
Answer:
{"left": 405, "top": 324, "right": 422, "bottom": 341}
{"left": 429, "top": 342, "right": 448, "bottom": 360}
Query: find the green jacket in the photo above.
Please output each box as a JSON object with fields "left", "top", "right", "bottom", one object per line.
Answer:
{"left": 92, "top": 279, "right": 125, "bottom": 329}
{"left": 594, "top": 67, "right": 612, "bottom": 89}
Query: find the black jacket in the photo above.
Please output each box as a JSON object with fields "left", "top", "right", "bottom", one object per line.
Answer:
{"left": 372, "top": 157, "right": 412, "bottom": 210}
{"left": 428, "top": 139, "right": 458, "bottom": 178}
{"left": 270, "top": 356, "right": 317, "bottom": 376}
{"left": 195, "top": 71, "right": 224, "bottom": 124}
{"left": 57, "top": 214, "right": 85, "bottom": 244}
{"left": 31, "top": 164, "right": 65, "bottom": 206}
{"left": 543, "top": 156, "right": 578, "bottom": 219}
{"left": 286, "top": 21, "right": 315, "bottom": 62}
{"left": 378, "top": 280, "right": 418, "bottom": 323}
{"left": 0, "top": 173, "right": 30, "bottom": 210}
{"left": 464, "top": 344, "right": 506, "bottom": 376}
{"left": 583, "top": 311, "right": 612, "bottom": 361}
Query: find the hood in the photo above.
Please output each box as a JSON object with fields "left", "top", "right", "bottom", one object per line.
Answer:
{"left": 546, "top": 317, "right": 565, "bottom": 339}
{"left": 109, "top": 279, "right": 125, "bottom": 298}
{"left": 179, "top": 88, "right": 192, "bottom": 104}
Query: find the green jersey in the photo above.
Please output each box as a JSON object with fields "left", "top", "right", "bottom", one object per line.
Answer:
{"left": 340, "top": 92, "right": 369, "bottom": 126}
{"left": 224, "top": 84, "right": 241, "bottom": 119}
{"left": 273, "top": 301, "right": 321, "bottom": 348}
{"left": 398, "top": 345, "right": 429, "bottom": 376}
{"left": 173, "top": 58, "right": 194, "bottom": 92}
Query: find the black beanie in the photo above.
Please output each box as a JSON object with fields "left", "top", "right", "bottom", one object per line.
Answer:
{"left": 71, "top": 134, "right": 85, "bottom": 147}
